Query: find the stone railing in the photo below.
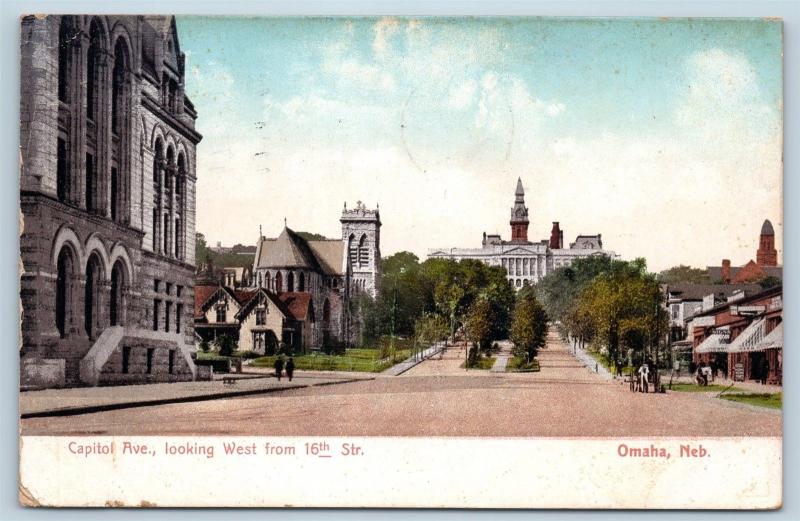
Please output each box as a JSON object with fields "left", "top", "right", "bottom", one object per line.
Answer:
{"left": 80, "top": 327, "right": 197, "bottom": 386}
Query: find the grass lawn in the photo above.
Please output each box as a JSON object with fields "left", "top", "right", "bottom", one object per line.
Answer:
{"left": 249, "top": 348, "right": 412, "bottom": 373}
{"left": 196, "top": 351, "right": 229, "bottom": 361}
{"left": 461, "top": 357, "right": 496, "bottom": 370}
{"left": 720, "top": 392, "right": 782, "bottom": 410}
{"left": 506, "top": 356, "right": 540, "bottom": 372}
{"left": 668, "top": 383, "right": 735, "bottom": 393}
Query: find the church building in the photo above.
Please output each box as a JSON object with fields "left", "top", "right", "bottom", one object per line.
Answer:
{"left": 194, "top": 202, "right": 382, "bottom": 353}
{"left": 428, "top": 179, "right": 616, "bottom": 288}
{"left": 20, "top": 16, "right": 201, "bottom": 388}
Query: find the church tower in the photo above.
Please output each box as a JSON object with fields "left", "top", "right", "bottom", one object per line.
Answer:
{"left": 757, "top": 219, "right": 777, "bottom": 267}
{"left": 510, "top": 178, "right": 529, "bottom": 242}
{"left": 341, "top": 201, "right": 382, "bottom": 299}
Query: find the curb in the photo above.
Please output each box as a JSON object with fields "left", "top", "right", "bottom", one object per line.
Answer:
{"left": 20, "top": 377, "right": 372, "bottom": 419}
{"left": 384, "top": 344, "right": 447, "bottom": 376}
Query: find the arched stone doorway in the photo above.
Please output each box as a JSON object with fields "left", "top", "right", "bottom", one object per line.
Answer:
{"left": 55, "top": 246, "right": 77, "bottom": 338}
{"left": 84, "top": 253, "right": 105, "bottom": 338}
{"left": 110, "top": 260, "right": 126, "bottom": 326}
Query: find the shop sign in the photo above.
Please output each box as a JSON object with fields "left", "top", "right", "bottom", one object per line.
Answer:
{"left": 734, "top": 363, "right": 745, "bottom": 382}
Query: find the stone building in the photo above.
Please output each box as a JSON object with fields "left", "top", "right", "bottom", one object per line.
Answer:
{"left": 246, "top": 202, "right": 382, "bottom": 349}
{"left": 707, "top": 219, "right": 783, "bottom": 284}
{"left": 428, "top": 179, "right": 616, "bottom": 288}
{"left": 20, "top": 16, "right": 201, "bottom": 387}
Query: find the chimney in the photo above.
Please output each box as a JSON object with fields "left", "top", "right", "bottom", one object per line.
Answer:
{"left": 549, "top": 222, "right": 561, "bottom": 249}
{"left": 721, "top": 259, "right": 731, "bottom": 283}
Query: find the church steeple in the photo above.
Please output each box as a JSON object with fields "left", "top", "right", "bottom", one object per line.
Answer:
{"left": 510, "top": 178, "right": 529, "bottom": 242}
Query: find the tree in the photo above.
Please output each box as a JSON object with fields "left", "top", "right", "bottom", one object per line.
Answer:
{"left": 464, "top": 298, "right": 492, "bottom": 367}
{"left": 658, "top": 265, "right": 711, "bottom": 284}
{"left": 414, "top": 313, "right": 449, "bottom": 344}
{"left": 195, "top": 232, "right": 209, "bottom": 273}
{"left": 510, "top": 290, "right": 548, "bottom": 363}
{"left": 759, "top": 275, "right": 782, "bottom": 289}
{"left": 295, "top": 231, "right": 328, "bottom": 241}
{"left": 215, "top": 334, "right": 236, "bottom": 357}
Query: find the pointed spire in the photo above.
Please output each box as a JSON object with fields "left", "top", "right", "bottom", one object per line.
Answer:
{"left": 284, "top": 217, "right": 287, "bottom": 228}
{"left": 259, "top": 224, "right": 262, "bottom": 239}
{"left": 515, "top": 177, "right": 524, "bottom": 196}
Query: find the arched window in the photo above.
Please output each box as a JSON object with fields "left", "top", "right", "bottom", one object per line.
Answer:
{"left": 357, "top": 235, "right": 368, "bottom": 267}
{"left": 257, "top": 272, "right": 262, "bottom": 288}
{"left": 348, "top": 234, "right": 358, "bottom": 269}
{"left": 57, "top": 17, "right": 76, "bottom": 103}
{"left": 176, "top": 153, "right": 186, "bottom": 259}
{"left": 57, "top": 17, "right": 77, "bottom": 205}
{"left": 264, "top": 272, "right": 271, "bottom": 290}
{"left": 84, "top": 19, "right": 106, "bottom": 215}
{"left": 175, "top": 217, "right": 181, "bottom": 260}
{"left": 110, "top": 39, "right": 131, "bottom": 224}
{"left": 152, "top": 139, "right": 163, "bottom": 251}
{"left": 275, "top": 272, "right": 283, "bottom": 293}
{"left": 110, "top": 260, "right": 126, "bottom": 326}
{"left": 322, "top": 298, "right": 330, "bottom": 323}
{"left": 287, "top": 272, "right": 295, "bottom": 292}
{"left": 84, "top": 253, "right": 104, "bottom": 338}
{"left": 55, "top": 246, "right": 76, "bottom": 338}
{"left": 298, "top": 272, "right": 305, "bottom": 292}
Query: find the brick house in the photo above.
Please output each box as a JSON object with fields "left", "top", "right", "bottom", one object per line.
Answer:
{"left": 690, "top": 286, "right": 782, "bottom": 385}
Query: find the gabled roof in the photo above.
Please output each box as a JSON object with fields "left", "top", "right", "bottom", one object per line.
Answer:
{"left": 308, "top": 240, "right": 344, "bottom": 275}
{"left": 278, "top": 292, "right": 314, "bottom": 321}
{"left": 194, "top": 284, "right": 220, "bottom": 319}
{"left": 194, "top": 284, "right": 248, "bottom": 319}
{"left": 255, "top": 227, "right": 344, "bottom": 276}
{"left": 234, "top": 287, "right": 290, "bottom": 321}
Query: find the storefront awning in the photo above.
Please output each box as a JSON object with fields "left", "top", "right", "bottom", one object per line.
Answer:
{"left": 695, "top": 326, "right": 731, "bottom": 354}
{"left": 727, "top": 319, "right": 766, "bottom": 354}
{"left": 755, "top": 322, "right": 782, "bottom": 351}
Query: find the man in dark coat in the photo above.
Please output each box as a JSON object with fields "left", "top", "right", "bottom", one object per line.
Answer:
{"left": 274, "top": 357, "right": 284, "bottom": 381}
{"left": 286, "top": 357, "right": 295, "bottom": 382}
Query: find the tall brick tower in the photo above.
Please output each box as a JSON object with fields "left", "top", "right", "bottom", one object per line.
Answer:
{"left": 510, "top": 178, "right": 529, "bottom": 242}
{"left": 756, "top": 219, "right": 778, "bottom": 266}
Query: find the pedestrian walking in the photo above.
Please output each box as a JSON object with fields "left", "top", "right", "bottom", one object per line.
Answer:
{"left": 274, "top": 357, "right": 284, "bottom": 381}
{"left": 638, "top": 363, "right": 649, "bottom": 393}
{"left": 286, "top": 357, "right": 295, "bottom": 382}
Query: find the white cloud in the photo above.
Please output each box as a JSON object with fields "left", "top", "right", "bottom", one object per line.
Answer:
{"left": 447, "top": 79, "right": 477, "bottom": 110}
{"left": 372, "top": 17, "right": 401, "bottom": 57}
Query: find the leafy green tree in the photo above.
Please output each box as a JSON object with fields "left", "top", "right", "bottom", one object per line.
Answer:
{"left": 464, "top": 298, "right": 492, "bottom": 351}
{"left": 510, "top": 290, "right": 548, "bottom": 363}
{"left": 759, "top": 275, "right": 782, "bottom": 289}
{"left": 658, "top": 265, "right": 711, "bottom": 284}
{"left": 295, "top": 231, "right": 329, "bottom": 241}
{"left": 195, "top": 232, "right": 210, "bottom": 273}
{"left": 215, "top": 334, "right": 236, "bottom": 357}
{"left": 414, "top": 313, "right": 449, "bottom": 344}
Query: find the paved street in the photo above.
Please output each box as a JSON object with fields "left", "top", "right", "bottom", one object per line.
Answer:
{"left": 21, "top": 332, "right": 781, "bottom": 437}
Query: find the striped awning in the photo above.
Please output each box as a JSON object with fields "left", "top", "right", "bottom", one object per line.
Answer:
{"left": 695, "top": 326, "right": 731, "bottom": 354}
{"left": 755, "top": 322, "right": 782, "bottom": 351}
{"left": 727, "top": 319, "right": 766, "bottom": 354}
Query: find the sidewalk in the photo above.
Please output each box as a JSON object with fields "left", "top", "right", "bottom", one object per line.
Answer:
{"left": 20, "top": 373, "right": 370, "bottom": 419}
{"left": 490, "top": 340, "right": 513, "bottom": 373}
{"left": 382, "top": 342, "right": 447, "bottom": 376}
{"left": 568, "top": 341, "right": 613, "bottom": 380}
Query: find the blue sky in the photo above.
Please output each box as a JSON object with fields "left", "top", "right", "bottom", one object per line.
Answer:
{"left": 176, "top": 16, "right": 782, "bottom": 271}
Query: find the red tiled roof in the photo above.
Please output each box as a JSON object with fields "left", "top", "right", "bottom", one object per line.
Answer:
{"left": 233, "top": 289, "right": 257, "bottom": 306}
{"left": 194, "top": 284, "right": 221, "bottom": 319}
{"left": 277, "top": 292, "right": 313, "bottom": 321}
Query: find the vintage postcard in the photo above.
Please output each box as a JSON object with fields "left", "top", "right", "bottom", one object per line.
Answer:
{"left": 18, "top": 15, "right": 782, "bottom": 508}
